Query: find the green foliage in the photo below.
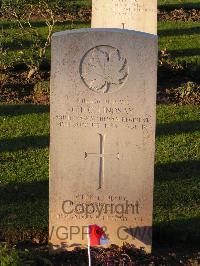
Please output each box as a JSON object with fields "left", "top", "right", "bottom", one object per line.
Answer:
{"left": 0, "top": 245, "right": 21, "bottom": 266}
{"left": 34, "top": 81, "right": 50, "bottom": 94}
{"left": 1, "top": 1, "right": 59, "bottom": 78}
{"left": 2, "top": 0, "right": 30, "bottom": 20}
{"left": 178, "top": 81, "right": 200, "bottom": 99}
{"left": 0, "top": 19, "right": 88, "bottom": 70}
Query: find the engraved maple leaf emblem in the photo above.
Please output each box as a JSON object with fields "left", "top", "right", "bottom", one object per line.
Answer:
{"left": 81, "top": 46, "right": 128, "bottom": 93}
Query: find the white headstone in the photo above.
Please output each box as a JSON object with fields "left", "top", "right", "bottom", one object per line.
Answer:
{"left": 92, "top": 0, "right": 157, "bottom": 34}
{"left": 49, "top": 28, "right": 157, "bottom": 253}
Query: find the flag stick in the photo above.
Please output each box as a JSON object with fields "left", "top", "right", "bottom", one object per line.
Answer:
{"left": 87, "top": 226, "right": 92, "bottom": 266}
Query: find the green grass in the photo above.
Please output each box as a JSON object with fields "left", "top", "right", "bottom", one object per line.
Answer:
{"left": 158, "top": 0, "right": 200, "bottom": 9}
{"left": 0, "top": 20, "right": 90, "bottom": 67}
{"left": 158, "top": 21, "right": 200, "bottom": 66}
{"left": 0, "top": 104, "right": 199, "bottom": 246}
{"left": 1, "top": 18, "right": 200, "bottom": 72}
{"left": 0, "top": 105, "right": 49, "bottom": 230}
{"left": 68, "top": 0, "right": 91, "bottom": 8}
{"left": 154, "top": 105, "right": 200, "bottom": 244}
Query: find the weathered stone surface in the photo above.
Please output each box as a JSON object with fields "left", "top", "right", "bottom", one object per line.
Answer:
{"left": 92, "top": 0, "right": 157, "bottom": 34}
{"left": 49, "top": 28, "right": 157, "bottom": 253}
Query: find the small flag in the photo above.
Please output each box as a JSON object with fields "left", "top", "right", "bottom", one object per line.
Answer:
{"left": 88, "top": 224, "right": 109, "bottom": 246}
{"left": 87, "top": 225, "right": 109, "bottom": 266}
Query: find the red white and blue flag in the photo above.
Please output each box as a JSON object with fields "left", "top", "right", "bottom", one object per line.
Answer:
{"left": 88, "top": 224, "right": 109, "bottom": 246}
{"left": 87, "top": 224, "right": 109, "bottom": 265}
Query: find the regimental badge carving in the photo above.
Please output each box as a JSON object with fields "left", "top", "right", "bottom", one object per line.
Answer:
{"left": 80, "top": 45, "right": 129, "bottom": 93}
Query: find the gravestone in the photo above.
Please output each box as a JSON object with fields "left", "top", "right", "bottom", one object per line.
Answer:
{"left": 92, "top": 0, "right": 157, "bottom": 34}
{"left": 49, "top": 28, "right": 157, "bottom": 253}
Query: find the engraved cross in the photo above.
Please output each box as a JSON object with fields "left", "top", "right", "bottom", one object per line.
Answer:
{"left": 85, "top": 134, "right": 120, "bottom": 190}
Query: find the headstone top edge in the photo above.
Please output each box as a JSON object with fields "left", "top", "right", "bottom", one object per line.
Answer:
{"left": 52, "top": 28, "right": 157, "bottom": 39}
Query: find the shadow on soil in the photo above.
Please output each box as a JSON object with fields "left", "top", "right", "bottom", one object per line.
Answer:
{"left": 0, "top": 180, "right": 48, "bottom": 242}
{"left": 159, "top": 3, "right": 200, "bottom": 10}
{"left": 0, "top": 135, "right": 49, "bottom": 153}
{"left": 156, "top": 160, "right": 200, "bottom": 180}
{"left": 3, "top": 39, "right": 39, "bottom": 52}
{"left": 0, "top": 180, "right": 48, "bottom": 203}
{"left": 1, "top": 20, "right": 89, "bottom": 30}
{"left": 156, "top": 120, "right": 200, "bottom": 136}
{"left": 153, "top": 217, "right": 200, "bottom": 249}
{"left": 158, "top": 27, "right": 200, "bottom": 37}
{"left": 170, "top": 48, "right": 200, "bottom": 57}
{"left": 0, "top": 104, "right": 49, "bottom": 116}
